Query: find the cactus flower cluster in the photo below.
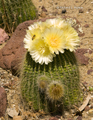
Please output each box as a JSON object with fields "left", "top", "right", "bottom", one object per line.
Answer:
{"left": 24, "top": 18, "right": 79, "bottom": 65}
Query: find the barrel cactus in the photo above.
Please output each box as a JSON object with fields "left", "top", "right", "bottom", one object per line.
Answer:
{"left": 20, "top": 18, "right": 83, "bottom": 114}
{"left": 0, "top": 0, "right": 37, "bottom": 33}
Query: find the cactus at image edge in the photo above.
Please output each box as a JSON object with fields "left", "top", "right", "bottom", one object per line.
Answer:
{"left": 0, "top": 0, "right": 37, "bottom": 33}
{"left": 20, "top": 50, "right": 83, "bottom": 114}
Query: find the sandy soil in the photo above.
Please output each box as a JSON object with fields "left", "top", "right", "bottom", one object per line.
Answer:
{"left": 0, "top": 0, "right": 93, "bottom": 120}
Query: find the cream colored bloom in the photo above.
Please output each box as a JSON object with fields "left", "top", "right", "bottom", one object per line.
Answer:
{"left": 23, "top": 30, "right": 33, "bottom": 51}
{"left": 63, "top": 24, "right": 79, "bottom": 51}
{"left": 43, "top": 27, "right": 66, "bottom": 54}
{"left": 30, "top": 38, "right": 54, "bottom": 64}
{"left": 24, "top": 18, "right": 80, "bottom": 65}
{"left": 46, "top": 18, "right": 67, "bottom": 29}
{"left": 29, "top": 21, "right": 49, "bottom": 33}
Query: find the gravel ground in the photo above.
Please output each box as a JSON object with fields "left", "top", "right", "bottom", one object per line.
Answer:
{"left": 0, "top": 0, "right": 93, "bottom": 120}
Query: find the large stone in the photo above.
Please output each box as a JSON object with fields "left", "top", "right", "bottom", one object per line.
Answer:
{"left": 0, "top": 28, "right": 9, "bottom": 45}
{"left": 75, "top": 48, "right": 92, "bottom": 65}
{"left": 0, "top": 17, "right": 84, "bottom": 74}
{"left": 0, "top": 87, "right": 7, "bottom": 117}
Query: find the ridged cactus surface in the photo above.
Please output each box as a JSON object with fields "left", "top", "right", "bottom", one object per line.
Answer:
{"left": 20, "top": 50, "right": 83, "bottom": 114}
{"left": 0, "top": 0, "right": 37, "bottom": 33}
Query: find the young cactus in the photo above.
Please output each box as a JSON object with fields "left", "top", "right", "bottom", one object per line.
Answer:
{"left": 20, "top": 18, "right": 83, "bottom": 114}
{"left": 0, "top": 0, "right": 37, "bottom": 33}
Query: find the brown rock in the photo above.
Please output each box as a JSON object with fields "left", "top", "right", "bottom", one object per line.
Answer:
{"left": 0, "top": 28, "right": 9, "bottom": 45}
{"left": 77, "top": 116, "right": 82, "bottom": 120}
{"left": 84, "top": 106, "right": 90, "bottom": 111}
{"left": 0, "top": 17, "right": 84, "bottom": 74}
{"left": 41, "top": 6, "right": 47, "bottom": 12}
{"left": 84, "top": 24, "right": 89, "bottom": 28}
{"left": 0, "top": 87, "right": 7, "bottom": 117}
{"left": 67, "top": 119, "right": 73, "bottom": 120}
{"left": 75, "top": 49, "right": 89, "bottom": 65}
{"left": 87, "top": 69, "right": 93, "bottom": 75}
{"left": 49, "top": 117, "right": 58, "bottom": 120}
{"left": 62, "top": 9, "right": 66, "bottom": 14}
{"left": 79, "top": 9, "right": 84, "bottom": 13}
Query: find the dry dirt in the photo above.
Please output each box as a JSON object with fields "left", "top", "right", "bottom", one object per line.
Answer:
{"left": 0, "top": 0, "right": 93, "bottom": 120}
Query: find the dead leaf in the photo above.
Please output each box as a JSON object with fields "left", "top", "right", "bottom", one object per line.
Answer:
{"left": 73, "top": 94, "right": 91, "bottom": 112}
{"left": 79, "top": 94, "right": 91, "bottom": 112}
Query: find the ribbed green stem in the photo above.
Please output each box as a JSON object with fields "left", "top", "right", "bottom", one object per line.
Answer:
{"left": 20, "top": 50, "right": 83, "bottom": 114}
{"left": 0, "top": 0, "right": 37, "bottom": 33}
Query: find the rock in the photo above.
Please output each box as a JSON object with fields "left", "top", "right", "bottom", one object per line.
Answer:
{"left": 49, "top": 117, "right": 58, "bottom": 120}
{"left": 7, "top": 107, "right": 19, "bottom": 118}
{"left": 88, "top": 109, "right": 93, "bottom": 117}
{"left": 75, "top": 49, "right": 89, "bottom": 65}
{"left": 0, "top": 87, "right": 7, "bottom": 117}
{"left": 62, "top": 9, "right": 66, "bottom": 13}
{"left": 13, "top": 116, "right": 23, "bottom": 120}
{"left": 84, "top": 24, "right": 89, "bottom": 28}
{"left": 0, "top": 28, "right": 9, "bottom": 45}
{"left": 76, "top": 116, "right": 82, "bottom": 120}
{"left": 79, "top": 9, "right": 84, "bottom": 13}
{"left": 87, "top": 69, "right": 93, "bottom": 75}
{"left": 41, "top": 6, "right": 47, "bottom": 12}
{"left": 0, "top": 17, "right": 84, "bottom": 74}
{"left": 40, "top": 12, "right": 46, "bottom": 17}
{"left": 52, "top": 11, "right": 58, "bottom": 16}
{"left": 67, "top": 119, "right": 73, "bottom": 120}
{"left": 85, "top": 106, "right": 90, "bottom": 111}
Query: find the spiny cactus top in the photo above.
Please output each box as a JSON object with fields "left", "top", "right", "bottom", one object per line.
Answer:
{"left": 21, "top": 18, "right": 83, "bottom": 114}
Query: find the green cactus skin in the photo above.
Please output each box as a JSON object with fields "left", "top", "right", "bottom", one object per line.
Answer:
{"left": 0, "top": 0, "right": 37, "bottom": 33}
{"left": 20, "top": 50, "right": 83, "bottom": 114}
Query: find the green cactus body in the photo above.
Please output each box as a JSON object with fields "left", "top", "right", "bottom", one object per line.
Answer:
{"left": 0, "top": 0, "right": 37, "bottom": 33}
{"left": 20, "top": 50, "right": 83, "bottom": 114}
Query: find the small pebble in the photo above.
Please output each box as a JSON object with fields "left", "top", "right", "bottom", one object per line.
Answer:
{"left": 49, "top": 117, "right": 58, "bottom": 120}
{"left": 79, "top": 9, "right": 83, "bottom": 13}
{"left": 85, "top": 106, "right": 90, "bottom": 111}
{"left": 62, "top": 9, "right": 66, "bottom": 13}
{"left": 77, "top": 116, "right": 82, "bottom": 120}
{"left": 87, "top": 69, "right": 93, "bottom": 75}
{"left": 84, "top": 24, "right": 89, "bottom": 28}
{"left": 88, "top": 109, "right": 93, "bottom": 117}
{"left": 41, "top": 6, "right": 47, "bottom": 12}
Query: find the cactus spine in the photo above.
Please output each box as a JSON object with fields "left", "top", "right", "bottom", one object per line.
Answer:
{"left": 0, "top": 0, "right": 37, "bottom": 33}
{"left": 20, "top": 50, "right": 83, "bottom": 114}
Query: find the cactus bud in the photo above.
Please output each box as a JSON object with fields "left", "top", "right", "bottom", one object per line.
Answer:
{"left": 46, "top": 81, "right": 64, "bottom": 101}
{"left": 37, "top": 75, "right": 49, "bottom": 92}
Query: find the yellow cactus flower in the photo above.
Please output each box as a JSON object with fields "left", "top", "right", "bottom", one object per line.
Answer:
{"left": 30, "top": 38, "right": 55, "bottom": 64}
{"left": 43, "top": 27, "right": 66, "bottom": 54}
{"left": 63, "top": 24, "right": 79, "bottom": 51}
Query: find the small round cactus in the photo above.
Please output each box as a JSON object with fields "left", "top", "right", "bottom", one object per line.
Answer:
{"left": 46, "top": 81, "right": 64, "bottom": 101}
{"left": 37, "top": 75, "right": 49, "bottom": 92}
